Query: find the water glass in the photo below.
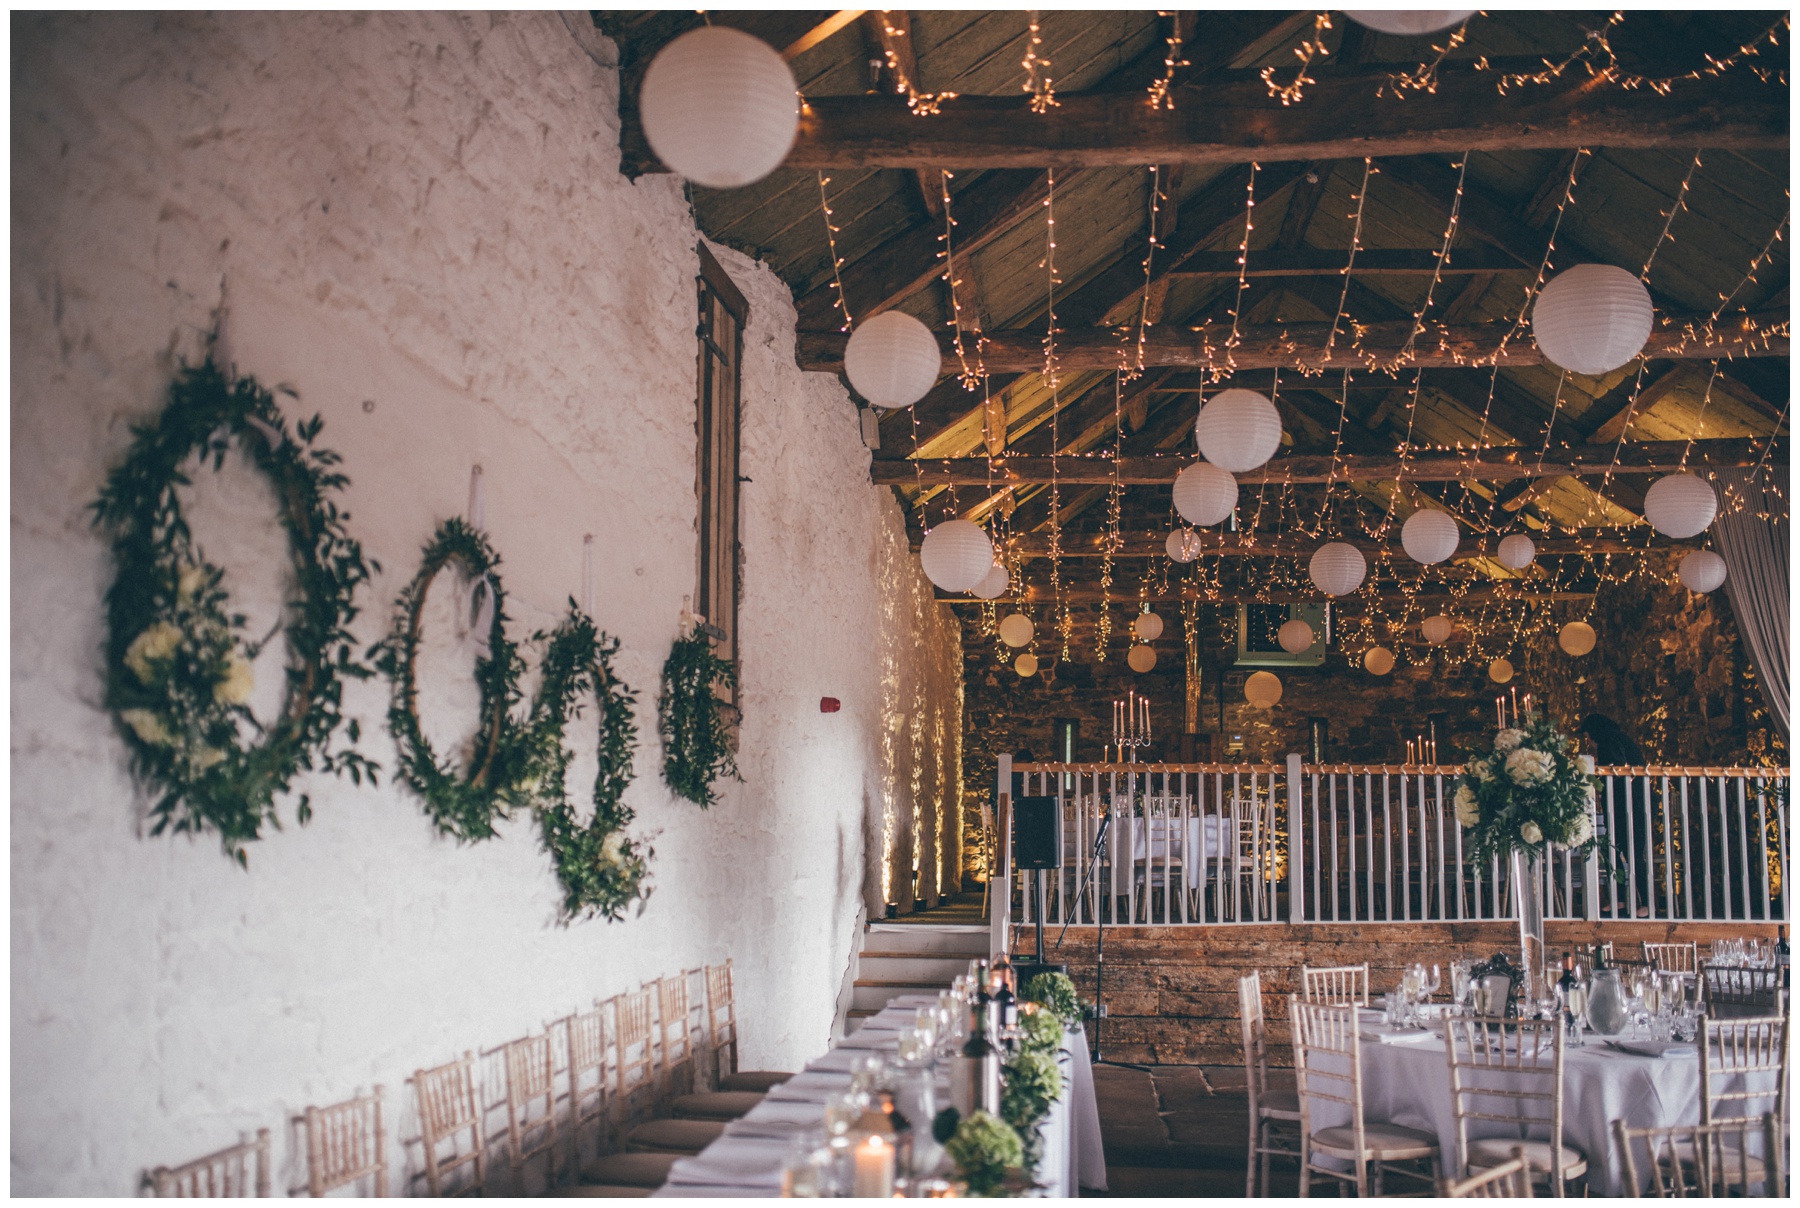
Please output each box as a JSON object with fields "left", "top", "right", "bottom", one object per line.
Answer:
{"left": 823, "top": 1092, "right": 862, "bottom": 1145}
{"left": 1565, "top": 983, "right": 1588, "bottom": 1046}
{"left": 896, "top": 1027, "right": 931, "bottom": 1066}
{"left": 780, "top": 1133, "right": 830, "bottom": 1197}
{"left": 912, "top": 1006, "right": 940, "bottom": 1051}
{"left": 849, "top": 1052, "right": 888, "bottom": 1097}
{"left": 1450, "top": 960, "right": 1472, "bottom": 1014}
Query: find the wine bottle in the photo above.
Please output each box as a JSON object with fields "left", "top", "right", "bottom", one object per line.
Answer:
{"left": 952, "top": 1000, "right": 1001, "bottom": 1118}
{"left": 1777, "top": 926, "right": 1789, "bottom": 968}
{"left": 991, "top": 959, "right": 1018, "bottom": 1052}
{"left": 1557, "top": 952, "right": 1578, "bottom": 1029}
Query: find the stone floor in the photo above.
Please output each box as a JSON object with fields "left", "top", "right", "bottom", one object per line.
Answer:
{"left": 1083, "top": 1064, "right": 1300, "bottom": 1198}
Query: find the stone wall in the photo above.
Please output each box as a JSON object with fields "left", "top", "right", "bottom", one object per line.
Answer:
{"left": 11, "top": 12, "right": 958, "bottom": 1195}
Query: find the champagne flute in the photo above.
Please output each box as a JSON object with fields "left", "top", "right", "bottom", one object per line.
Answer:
{"left": 1565, "top": 981, "right": 1588, "bottom": 1047}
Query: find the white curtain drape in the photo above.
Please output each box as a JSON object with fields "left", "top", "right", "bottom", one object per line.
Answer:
{"left": 1710, "top": 467, "right": 1788, "bottom": 739}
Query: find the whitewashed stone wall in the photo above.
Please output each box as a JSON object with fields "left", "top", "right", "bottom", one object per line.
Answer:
{"left": 11, "top": 12, "right": 961, "bottom": 1195}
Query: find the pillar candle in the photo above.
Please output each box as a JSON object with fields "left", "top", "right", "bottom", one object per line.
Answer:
{"left": 853, "top": 1136, "right": 895, "bottom": 1198}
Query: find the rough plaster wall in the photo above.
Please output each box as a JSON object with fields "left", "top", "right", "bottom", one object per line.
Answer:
{"left": 10, "top": 12, "right": 958, "bottom": 1195}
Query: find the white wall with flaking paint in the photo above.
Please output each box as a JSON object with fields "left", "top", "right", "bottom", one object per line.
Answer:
{"left": 10, "top": 12, "right": 962, "bottom": 1195}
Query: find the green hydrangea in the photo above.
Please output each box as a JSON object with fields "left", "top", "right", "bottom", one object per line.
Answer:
{"left": 1021, "top": 971, "right": 1084, "bottom": 1027}
{"left": 1017, "top": 1004, "right": 1064, "bottom": 1056}
{"left": 945, "top": 1110, "right": 1023, "bottom": 1197}
{"left": 1001, "top": 1048, "right": 1063, "bottom": 1133}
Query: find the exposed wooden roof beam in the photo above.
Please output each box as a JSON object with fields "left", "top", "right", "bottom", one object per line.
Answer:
{"left": 1162, "top": 247, "right": 1529, "bottom": 277}
{"left": 781, "top": 11, "right": 866, "bottom": 60}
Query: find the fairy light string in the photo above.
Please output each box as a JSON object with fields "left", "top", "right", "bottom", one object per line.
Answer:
{"left": 1483, "top": 11, "right": 1789, "bottom": 96}
{"left": 816, "top": 172, "right": 855, "bottom": 332}
{"left": 1146, "top": 11, "right": 1189, "bottom": 110}
{"left": 1381, "top": 16, "right": 1475, "bottom": 97}
{"left": 1262, "top": 12, "right": 1333, "bottom": 106}
{"left": 1220, "top": 162, "right": 1260, "bottom": 371}
{"left": 1020, "top": 11, "right": 1058, "bottom": 113}
{"left": 1395, "top": 152, "right": 1468, "bottom": 367}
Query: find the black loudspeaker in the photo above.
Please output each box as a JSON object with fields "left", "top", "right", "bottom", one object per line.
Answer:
{"left": 1013, "top": 795, "right": 1061, "bottom": 870}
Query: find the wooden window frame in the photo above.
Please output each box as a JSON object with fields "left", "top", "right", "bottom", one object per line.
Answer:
{"left": 694, "top": 243, "right": 747, "bottom": 708}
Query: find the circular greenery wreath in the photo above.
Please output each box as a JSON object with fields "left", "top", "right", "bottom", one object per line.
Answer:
{"left": 659, "top": 625, "right": 741, "bottom": 807}
{"left": 90, "top": 358, "right": 378, "bottom": 865}
{"left": 372, "top": 518, "right": 532, "bottom": 841}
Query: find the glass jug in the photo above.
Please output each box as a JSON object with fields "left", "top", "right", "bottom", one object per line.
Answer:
{"left": 1585, "top": 967, "right": 1630, "bottom": 1036}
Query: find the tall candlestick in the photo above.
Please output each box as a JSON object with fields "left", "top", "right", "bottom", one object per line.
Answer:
{"left": 1511, "top": 687, "right": 1519, "bottom": 723}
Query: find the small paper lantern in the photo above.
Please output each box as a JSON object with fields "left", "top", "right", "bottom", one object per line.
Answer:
{"left": 1244, "top": 671, "right": 1283, "bottom": 709}
{"left": 1278, "top": 619, "right": 1315, "bottom": 655}
{"left": 639, "top": 27, "right": 798, "bottom": 189}
{"left": 971, "top": 562, "right": 1009, "bottom": 600}
{"left": 919, "top": 520, "right": 994, "bottom": 593}
{"left": 1194, "top": 389, "right": 1282, "bottom": 473}
{"left": 1531, "top": 264, "right": 1654, "bottom": 376}
{"left": 1014, "top": 653, "right": 1038, "bottom": 677}
{"left": 1309, "top": 542, "right": 1367, "bottom": 596}
{"left": 998, "top": 613, "right": 1035, "bottom": 648}
{"left": 1497, "top": 534, "right": 1536, "bottom": 570}
{"left": 1172, "top": 461, "right": 1238, "bottom": 526}
{"left": 1679, "top": 550, "right": 1728, "bottom": 593}
{"left": 1166, "top": 527, "right": 1203, "bottom": 564}
{"left": 1343, "top": 11, "right": 1475, "bottom": 36}
{"left": 844, "top": 311, "right": 942, "bottom": 410}
{"left": 1127, "top": 644, "right": 1156, "bottom": 673}
{"left": 1489, "top": 658, "right": 1515, "bottom": 684}
{"left": 1364, "top": 646, "right": 1396, "bottom": 676}
{"left": 1401, "top": 509, "right": 1460, "bottom": 565}
{"left": 1643, "top": 473, "right": 1719, "bottom": 539}
{"left": 1559, "top": 620, "right": 1597, "bottom": 656}
{"left": 1422, "top": 615, "right": 1454, "bottom": 645}
{"left": 1132, "top": 611, "right": 1164, "bottom": 642}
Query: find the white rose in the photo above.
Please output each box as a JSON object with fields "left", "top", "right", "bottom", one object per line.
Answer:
{"left": 124, "top": 622, "right": 183, "bottom": 682}
{"left": 1505, "top": 747, "right": 1554, "bottom": 786}
{"left": 601, "top": 831, "right": 628, "bottom": 864}
{"left": 213, "top": 655, "right": 255, "bottom": 706}
{"left": 1566, "top": 812, "right": 1594, "bottom": 846}
{"left": 193, "top": 746, "right": 228, "bottom": 772}
{"left": 1454, "top": 785, "right": 1480, "bottom": 827}
{"left": 1520, "top": 821, "right": 1543, "bottom": 845}
{"left": 1577, "top": 753, "right": 1596, "bottom": 776}
{"left": 119, "top": 707, "right": 171, "bottom": 746}
{"left": 1467, "top": 757, "right": 1490, "bottom": 782}
{"left": 1494, "top": 728, "right": 1528, "bottom": 753}
{"left": 177, "top": 564, "right": 209, "bottom": 601}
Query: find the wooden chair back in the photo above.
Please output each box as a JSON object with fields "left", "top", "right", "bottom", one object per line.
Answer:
{"left": 611, "top": 986, "right": 660, "bottom": 1132}
{"left": 1613, "top": 1112, "right": 1784, "bottom": 1196}
{"left": 1290, "top": 996, "right": 1374, "bottom": 1196}
{"left": 413, "top": 1052, "right": 485, "bottom": 1197}
{"left": 1644, "top": 942, "right": 1699, "bottom": 974}
{"left": 301, "top": 1088, "right": 386, "bottom": 1197}
{"left": 705, "top": 961, "right": 740, "bottom": 1082}
{"left": 561, "top": 1003, "right": 611, "bottom": 1157}
{"left": 656, "top": 973, "right": 696, "bottom": 1099}
{"left": 1237, "top": 971, "right": 1275, "bottom": 1111}
{"left": 1700, "top": 1015, "right": 1787, "bottom": 1127}
{"left": 500, "top": 1033, "right": 558, "bottom": 1186}
{"left": 1444, "top": 1017, "right": 1570, "bottom": 1194}
{"left": 148, "top": 1129, "right": 271, "bottom": 1197}
{"left": 1702, "top": 963, "right": 1785, "bottom": 1018}
{"left": 1439, "top": 1146, "right": 1533, "bottom": 1198}
{"left": 1302, "top": 963, "right": 1370, "bottom": 1006}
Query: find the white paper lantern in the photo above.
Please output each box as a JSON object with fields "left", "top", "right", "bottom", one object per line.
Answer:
{"left": 1309, "top": 542, "right": 1367, "bottom": 596}
{"left": 1643, "top": 473, "right": 1719, "bottom": 539}
{"left": 1343, "top": 11, "right": 1475, "bottom": 36}
{"left": 639, "top": 27, "right": 798, "bottom": 189}
{"left": 1497, "top": 533, "right": 1536, "bottom": 570}
{"left": 1194, "top": 389, "right": 1283, "bottom": 473}
{"left": 1014, "top": 653, "right": 1038, "bottom": 677}
{"left": 1278, "top": 619, "right": 1315, "bottom": 655}
{"left": 1127, "top": 644, "right": 1157, "bottom": 673}
{"left": 1132, "top": 611, "right": 1164, "bottom": 642}
{"left": 1401, "top": 508, "right": 1460, "bottom": 565}
{"left": 1364, "top": 646, "right": 1396, "bottom": 676}
{"left": 1422, "top": 615, "right": 1454, "bottom": 645}
{"left": 844, "top": 311, "right": 942, "bottom": 410}
{"left": 998, "top": 613, "right": 1035, "bottom": 648}
{"left": 1172, "top": 461, "right": 1238, "bottom": 526}
{"left": 1559, "top": 620, "right": 1597, "bottom": 656}
{"left": 1166, "top": 527, "right": 1204, "bottom": 564}
{"left": 1489, "top": 658, "right": 1515, "bottom": 684}
{"left": 1531, "top": 264, "right": 1654, "bottom": 376}
{"left": 1245, "top": 670, "right": 1283, "bottom": 709}
{"left": 971, "top": 562, "right": 1010, "bottom": 600}
{"left": 919, "top": 519, "right": 994, "bottom": 593}
{"left": 1679, "top": 550, "right": 1728, "bottom": 593}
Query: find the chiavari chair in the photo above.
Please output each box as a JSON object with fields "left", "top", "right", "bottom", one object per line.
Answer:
{"left": 1613, "top": 1113, "right": 1784, "bottom": 1197}
{"left": 412, "top": 1052, "right": 486, "bottom": 1197}
{"left": 619, "top": 984, "right": 724, "bottom": 1156}
{"left": 1439, "top": 1146, "right": 1533, "bottom": 1199}
{"left": 1444, "top": 1016, "right": 1585, "bottom": 1196}
{"left": 1644, "top": 942, "right": 1699, "bottom": 975}
{"left": 500, "top": 1032, "right": 559, "bottom": 1188}
{"left": 1702, "top": 963, "right": 1785, "bottom": 1018}
{"left": 300, "top": 1088, "right": 386, "bottom": 1197}
{"left": 1301, "top": 963, "right": 1371, "bottom": 1007}
{"left": 148, "top": 1129, "right": 271, "bottom": 1197}
{"left": 572, "top": 996, "right": 680, "bottom": 1193}
{"left": 705, "top": 960, "right": 792, "bottom": 1093}
{"left": 1238, "top": 971, "right": 1301, "bottom": 1196}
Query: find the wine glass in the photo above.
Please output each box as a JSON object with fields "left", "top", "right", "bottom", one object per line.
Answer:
{"left": 849, "top": 1052, "right": 888, "bottom": 1097}
{"left": 1450, "top": 961, "right": 1472, "bottom": 1015}
{"left": 824, "top": 1092, "right": 862, "bottom": 1146}
{"left": 912, "top": 1006, "right": 940, "bottom": 1053}
{"left": 1423, "top": 964, "right": 1443, "bottom": 1000}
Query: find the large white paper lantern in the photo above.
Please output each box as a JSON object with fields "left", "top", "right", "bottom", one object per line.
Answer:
{"left": 1401, "top": 509, "right": 1460, "bottom": 565}
{"left": 1166, "top": 527, "right": 1203, "bottom": 564}
{"left": 1489, "top": 658, "right": 1515, "bottom": 684}
{"left": 844, "top": 311, "right": 942, "bottom": 409}
{"left": 1309, "top": 542, "right": 1367, "bottom": 596}
{"left": 919, "top": 519, "right": 994, "bottom": 593}
{"left": 1531, "top": 264, "right": 1654, "bottom": 376}
{"left": 1679, "top": 550, "right": 1728, "bottom": 593}
{"left": 1127, "top": 644, "right": 1157, "bottom": 673}
{"left": 1497, "top": 533, "right": 1536, "bottom": 570}
{"left": 998, "top": 613, "right": 1035, "bottom": 648}
{"left": 1245, "top": 671, "right": 1283, "bottom": 709}
{"left": 971, "top": 562, "right": 1010, "bottom": 600}
{"left": 1559, "top": 620, "right": 1597, "bottom": 656}
{"left": 1364, "top": 646, "right": 1396, "bottom": 675}
{"left": 1194, "top": 389, "right": 1282, "bottom": 473}
{"left": 1132, "top": 611, "right": 1164, "bottom": 642}
{"left": 1172, "top": 461, "right": 1238, "bottom": 526}
{"left": 640, "top": 27, "right": 798, "bottom": 189}
{"left": 1014, "top": 653, "right": 1039, "bottom": 677}
{"left": 1422, "top": 615, "right": 1454, "bottom": 645}
{"left": 1343, "top": 11, "right": 1475, "bottom": 36}
{"left": 1643, "top": 473, "right": 1719, "bottom": 539}
{"left": 1278, "top": 619, "right": 1315, "bottom": 655}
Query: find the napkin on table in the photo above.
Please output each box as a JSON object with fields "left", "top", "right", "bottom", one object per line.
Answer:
{"left": 1608, "top": 1038, "right": 1698, "bottom": 1059}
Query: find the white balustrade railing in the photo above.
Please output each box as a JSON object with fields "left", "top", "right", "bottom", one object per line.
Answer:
{"left": 1003, "top": 760, "right": 1789, "bottom": 928}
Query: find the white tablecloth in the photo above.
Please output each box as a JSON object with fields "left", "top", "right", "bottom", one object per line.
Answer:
{"left": 654, "top": 996, "right": 1106, "bottom": 1196}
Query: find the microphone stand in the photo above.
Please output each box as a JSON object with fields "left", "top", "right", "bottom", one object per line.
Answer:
{"left": 1055, "top": 812, "right": 1111, "bottom": 1062}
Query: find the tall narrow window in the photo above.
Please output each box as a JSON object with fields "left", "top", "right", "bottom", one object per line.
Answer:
{"left": 695, "top": 243, "right": 747, "bottom": 696}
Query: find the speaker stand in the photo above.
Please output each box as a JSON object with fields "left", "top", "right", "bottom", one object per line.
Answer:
{"left": 1033, "top": 869, "right": 1048, "bottom": 966}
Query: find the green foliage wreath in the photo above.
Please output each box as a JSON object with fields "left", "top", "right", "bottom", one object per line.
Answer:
{"left": 373, "top": 518, "right": 533, "bottom": 841}
{"left": 91, "top": 358, "right": 378, "bottom": 865}
{"left": 659, "top": 625, "right": 740, "bottom": 807}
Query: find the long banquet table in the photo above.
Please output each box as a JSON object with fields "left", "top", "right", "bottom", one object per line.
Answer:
{"left": 655, "top": 995, "right": 1107, "bottom": 1196}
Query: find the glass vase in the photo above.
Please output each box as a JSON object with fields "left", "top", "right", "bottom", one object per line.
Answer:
{"left": 1510, "top": 848, "right": 1546, "bottom": 1004}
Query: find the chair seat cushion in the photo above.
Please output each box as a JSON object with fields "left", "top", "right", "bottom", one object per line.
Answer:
{"left": 625, "top": 1118, "right": 727, "bottom": 1155}
{"left": 549, "top": 1185, "right": 655, "bottom": 1197}
{"left": 671, "top": 1091, "right": 766, "bottom": 1120}
{"left": 1312, "top": 1120, "right": 1439, "bottom": 1161}
{"left": 1257, "top": 1088, "right": 1301, "bottom": 1119}
{"left": 718, "top": 1070, "right": 793, "bottom": 1093}
{"left": 1468, "top": 1136, "right": 1588, "bottom": 1177}
{"left": 581, "top": 1153, "right": 678, "bottom": 1188}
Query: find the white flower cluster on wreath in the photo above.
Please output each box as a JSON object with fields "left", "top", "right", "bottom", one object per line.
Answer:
{"left": 1453, "top": 715, "right": 1601, "bottom": 857}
